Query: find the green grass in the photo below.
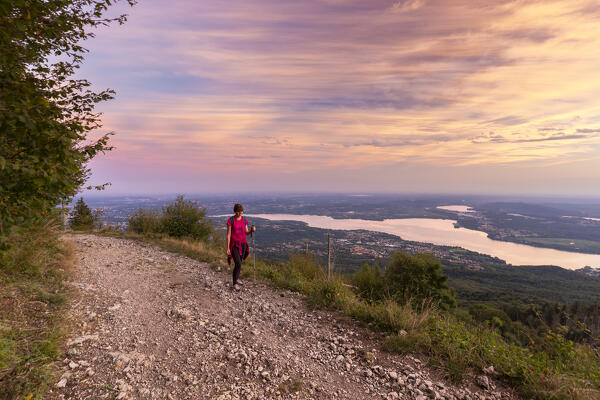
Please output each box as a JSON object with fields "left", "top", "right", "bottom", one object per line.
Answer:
{"left": 0, "top": 220, "right": 75, "bottom": 399}
{"left": 95, "top": 230, "right": 600, "bottom": 400}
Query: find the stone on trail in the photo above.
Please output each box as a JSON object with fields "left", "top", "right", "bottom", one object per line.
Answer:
{"left": 483, "top": 365, "right": 496, "bottom": 375}
{"left": 67, "top": 334, "right": 98, "bottom": 346}
{"left": 476, "top": 374, "right": 492, "bottom": 390}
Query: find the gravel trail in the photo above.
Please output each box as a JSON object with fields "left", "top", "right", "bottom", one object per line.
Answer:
{"left": 48, "top": 234, "right": 516, "bottom": 400}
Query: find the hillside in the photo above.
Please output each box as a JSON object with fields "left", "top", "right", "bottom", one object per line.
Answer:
{"left": 444, "top": 263, "right": 600, "bottom": 305}
{"left": 48, "top": 234, "right": 515, "bottom": 400}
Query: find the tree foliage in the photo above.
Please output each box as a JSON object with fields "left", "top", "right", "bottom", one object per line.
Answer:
{"left": 69, "top": 197, "right": 100, "bottom": 230}
{"left": 352, "top": 263, "right": 384, "bottom": 303}
{"left": 384, "top": 251, "right": 457, "bottom": 309}
{"left": 0, "top": 0, "right": 136, "bottom": 237}
{"left": 351, "top": 252, "right": 456, "bottom": 309}
{"left": 161, "top": 195, "right": 213, "bottom": 240}
{"left": 127, "top": 207, "right": 162, "bottom": 235}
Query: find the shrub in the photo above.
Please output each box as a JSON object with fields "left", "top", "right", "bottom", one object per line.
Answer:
{"left": 1, "top": 219, "right": 63, "bottom": 278}
{"left": 278, "top": 265, "right": 304, "bottom": 291}
{"left": 352, "top": 263, "right": 385, "bottom": 302}
{"left": 160, "top": 195, "right": 213, "bottom": 240}
{"left": 308, "top": 278, "right": 343, "bottom": 308}
{"left": 259, "top": 265, "right": 278, "bottom": 281}
{"left": 289, "top": 253, "right": 325, "bottom": 281}
{"left": 127, "top": 208, "right": 161, "bottom": 235}
{"left": 384, "top": 252, "right": 457, "bottom": 310}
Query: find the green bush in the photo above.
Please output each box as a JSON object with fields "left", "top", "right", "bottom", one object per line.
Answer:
{"left": 384, "top": 252, "right": 457, "bottom": 310}
{"left": 352, "top": 263, "right": 385, "bottom": 302}
{"left": 259, "top": 265, "right": 278, "bottom": 281}
{"left": 308, "top": 278, "right": 343, "bottom": 308}
{"left": 127, "top": 208, "right": 161, "bottom": 235}
{"left": 255, "top": 261, "right": 300, "bottom": 291}
{"left": 1, "top": 220, "right": 62, "bottom": 278}
{"left": 277, "top": 265, "right": 304, "bottom": 291}
{"left": 160, "top": 195, "right": 212, "bottom": 240}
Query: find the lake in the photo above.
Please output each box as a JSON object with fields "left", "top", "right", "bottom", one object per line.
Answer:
{"left": 249, "top": 213, "right": 600, "bottom": 270}
{"left": 436, "top": 205, "right": 474, "bottom": 213}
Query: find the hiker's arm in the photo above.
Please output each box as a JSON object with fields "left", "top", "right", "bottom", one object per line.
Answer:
{"left": 226, "top": 225, "right": 231, "bottom": 255}
{"left": 245, "top": 223, "right": 256, "bottom": 234}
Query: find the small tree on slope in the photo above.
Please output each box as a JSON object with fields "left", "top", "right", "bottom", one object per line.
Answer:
{"left": 384, "top": 251, "right": 457, "bottom": 310}
{"left": 160, "top": 195, "right": 213, "bottom": 240}
{"left": 69, "top": 198, "right": 97, "bottom": 231}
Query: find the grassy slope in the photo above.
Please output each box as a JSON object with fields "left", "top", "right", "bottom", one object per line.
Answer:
{"left": 444, "top": 263, "right": 600, "bottom": 305}
{"left": 0, "top": 222, "right": 74, "bottom": 400}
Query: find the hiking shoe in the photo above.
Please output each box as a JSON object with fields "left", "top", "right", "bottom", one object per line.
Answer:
{"left": 233, "top": 284, "right": 241, "bottom": 292}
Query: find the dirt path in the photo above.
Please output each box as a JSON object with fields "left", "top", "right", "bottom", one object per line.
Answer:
{"left": 47, "top": 234, "right": 515, "bottom": 400}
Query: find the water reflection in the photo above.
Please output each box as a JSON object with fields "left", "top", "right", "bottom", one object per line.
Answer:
{"left": 250, "top": 214, "right": 600, "bottom": 270}
{"left": 436, "top": 205, "right": 474, "bottom": 213}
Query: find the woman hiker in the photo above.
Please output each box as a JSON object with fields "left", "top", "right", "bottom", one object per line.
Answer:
{"left": 227, "top": 203, "right": 256, "bottom": 291}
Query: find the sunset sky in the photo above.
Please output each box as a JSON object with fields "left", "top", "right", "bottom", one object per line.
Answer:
{"left": 81, "top": 0, "right": 600, "bottom": 196}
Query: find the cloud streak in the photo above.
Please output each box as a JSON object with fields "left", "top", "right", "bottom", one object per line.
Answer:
{"left": 472, "top": 132, "right": 593, "bottom": 144}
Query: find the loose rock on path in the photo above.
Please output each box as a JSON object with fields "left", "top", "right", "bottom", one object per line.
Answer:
{"left": 48, "top": 234, "right": 518, "bottom": 400}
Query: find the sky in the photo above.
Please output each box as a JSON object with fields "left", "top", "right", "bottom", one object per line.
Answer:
{"left": 80, "top": 0, "right": 600, "bottom": 196}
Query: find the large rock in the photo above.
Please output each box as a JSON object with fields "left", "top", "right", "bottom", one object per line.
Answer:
{"left": 476, "top": 374, "right": 493, "bottom": 390}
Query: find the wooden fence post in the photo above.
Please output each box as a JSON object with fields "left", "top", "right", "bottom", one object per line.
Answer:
{"left": 327, "top": 232, "right": 331, "bottom": 280}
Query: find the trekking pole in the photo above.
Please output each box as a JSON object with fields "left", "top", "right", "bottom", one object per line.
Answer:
{"left": 252, "top": 226, "right": 256, "bottom": 281}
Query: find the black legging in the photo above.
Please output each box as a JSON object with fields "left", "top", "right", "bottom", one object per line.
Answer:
{"left": 231, "top": 245, "right": 243, "bottom": 285}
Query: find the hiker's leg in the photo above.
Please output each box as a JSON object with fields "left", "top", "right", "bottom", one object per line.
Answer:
{"left": 232, "top": 246, "right": 242, "bottom": 285}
